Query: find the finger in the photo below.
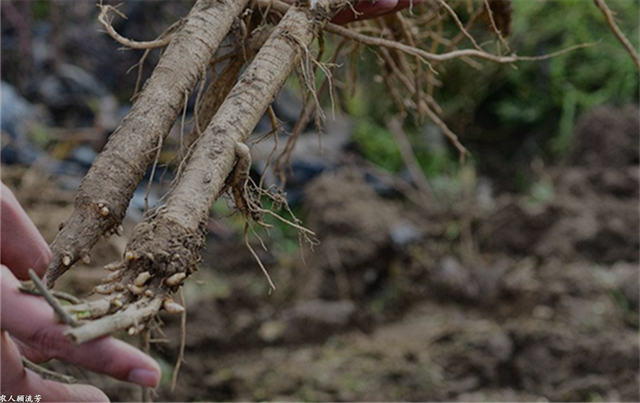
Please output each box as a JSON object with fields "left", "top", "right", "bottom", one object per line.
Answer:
{"left": 1, "top": 266, "right": 161, "bottom": 388}
{"left": 1, "top": 331, "right": 110, "bottom": 402}
{"left": 13, "top": 340, "right": 49, "bottom": 364}
{"left": 0, "top": 183, "right": 52, "bottom": 279}
{"left": 332, "top": 0, "right": 398, "bottom": 25}
{"left": 14, "top": 337, "right": 50, "bottom": 363}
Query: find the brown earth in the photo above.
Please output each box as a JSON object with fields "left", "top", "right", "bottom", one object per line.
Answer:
{"left": 2, "top": 104, "right": 638, "bottom": 402}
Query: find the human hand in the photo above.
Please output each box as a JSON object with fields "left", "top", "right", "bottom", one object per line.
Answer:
{"left": 0, "top": 183, "right": 161, "bottom": 402}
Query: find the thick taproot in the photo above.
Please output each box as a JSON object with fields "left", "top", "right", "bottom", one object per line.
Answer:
{"left": 64, "top": 0, "right": 353, "bottom": 343}
{"left": 45, "top": 0, "right": 250, "bottom": 287}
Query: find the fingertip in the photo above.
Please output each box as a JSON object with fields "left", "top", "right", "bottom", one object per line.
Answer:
{"left": 127, "top": 367, "right": 161, "bottom": 388}
{"left": 71, "top": 336, "right": 162, "bottom": 388}
{"left": 126, "top": 350, "right": 162, "bottom": 388}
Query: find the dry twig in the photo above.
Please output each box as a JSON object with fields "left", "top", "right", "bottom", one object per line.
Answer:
{"left": 97, "top": 4, "right": 179, "bottom": 50}
{"left": 593, "top": 0, "right": 640, "bottom": 71}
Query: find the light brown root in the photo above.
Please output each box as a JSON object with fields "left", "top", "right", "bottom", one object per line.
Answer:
{"left": 66, "top": 297, "right": 163, "bottom": 344}
{"left": 18, "top": 285, "right": 80, "bottom": 304}
{"left": 170, "top": 288, "right": 187, "bottom": 392}
{"left": 64, "top": 298, "right": 114, "bottom": 320}
{"left": 245, "top": 223, "right": 277, "bottom": 292}
{"left": 43, "top": 0, "right": 608, "bottom": 377}
{"left": 593, "top": 0, "right": 640, "bottom": 71}
{"left": 27, "top": 269, "right": 79, "bottom": 327}
{"left": 436, "top": 0, "right": 483, "bottom": 52}
{"left": 325, "top": 21, "right": 597, "bottom": 64}
{"left": 273, "top": 34, "right": 347, "bottom": 185}
{"left": 387, "top": 117, "right": 434, "bottom": 204}
{"left": 140, "top": 328, "right": 153, "bottom": 403}
{"left": 45, "top": 0, "right": 251, "bottom": 288}
{"left": 181, "top": 24, "right": 274, "bottom": 160}
{"left": 22, "top": 357, "right": 77, "bottom": 384}
{"left": 97, "top": 4, "right": 180, "bottom": 50}
{"left": 482, "top": 0, "right": 512, "bottom": 52}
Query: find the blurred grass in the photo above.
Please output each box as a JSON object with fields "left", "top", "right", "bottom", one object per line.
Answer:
{"left": 346, "top": 0, "right": 639, "bottom": 184}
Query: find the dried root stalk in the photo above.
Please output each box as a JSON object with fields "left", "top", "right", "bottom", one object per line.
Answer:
{"left": 181, "top": 23, "right": 274, "bottom": 157}
{"left": 97, "top": 4, "right": 180, "bottom": 50}
{"left": 40, "top": 0, "right": 608, "bottom": 355}
{"left": 45, "top": 0, "right": 251, "bottom": 288}
{"left": 62, "top": 0, "right": 351, "bottom": 344}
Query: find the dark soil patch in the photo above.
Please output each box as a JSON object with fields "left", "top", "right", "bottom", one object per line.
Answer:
{"left": 4, "top": 105, "right": 638, "bottom": 402}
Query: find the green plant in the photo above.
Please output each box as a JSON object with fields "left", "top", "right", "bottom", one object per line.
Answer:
{"left": 441, "top": 0, "right": 639, "bottom": 158}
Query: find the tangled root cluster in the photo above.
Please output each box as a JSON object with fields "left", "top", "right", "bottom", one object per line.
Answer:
{"left": 22, "top": 0, "right": 636, "bottom": 395}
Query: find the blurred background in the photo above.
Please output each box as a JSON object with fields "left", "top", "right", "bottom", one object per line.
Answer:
{"left": 1, "top": 0, "right": 639, "bottom": 401}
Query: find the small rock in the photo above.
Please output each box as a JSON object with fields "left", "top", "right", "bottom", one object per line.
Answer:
{"left": 390, "top": 221, "right": 422, "bottom": 250}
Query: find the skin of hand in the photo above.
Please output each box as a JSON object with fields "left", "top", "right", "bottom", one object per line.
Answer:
{"left": 0, "top": 183, "right": 162, "bottom": 402}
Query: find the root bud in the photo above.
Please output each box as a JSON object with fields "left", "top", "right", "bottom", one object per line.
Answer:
{"left": 127, "top": 284, "right": 145, "bottom": 295}
{"left": 97, "top": 203, "right": 110, "bottom": 217}
{"left": 165, "top": 272, "right": 186, "bottom": 287}
{"left": 133, "top": 272, "right": 151, "bottom": 287}
{"left": 101, "top": 270, "right": 123, "bottom": 283}
{"left": 95, "top": 284, "right": 116, "bottom": 295}
{"left": 104, "top": 262, "right": 125, "bottom": 271}
{"left": 163, "top": 298, "right": 185, "bottom": 314}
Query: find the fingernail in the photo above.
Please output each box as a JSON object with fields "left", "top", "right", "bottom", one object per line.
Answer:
{"left": 127, "top": 368, "right": 160, "bottom": 388}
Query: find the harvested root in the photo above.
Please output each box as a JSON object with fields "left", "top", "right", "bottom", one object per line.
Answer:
{"left": 49, "top": 0, "right": 350, "bottom": 344}
{"left": 34, "top": 2, "right": 620, "bottom": 390}
{"left": 67, "top": 298, "right": 163, "bottom": 344}
{"left": 181, "top": 23, "right": 274, "bottom": 156}
{"left": 45, "top": 0, "right": 251, "bottom": 288}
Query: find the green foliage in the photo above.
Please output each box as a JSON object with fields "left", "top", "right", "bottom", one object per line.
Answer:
{"left": 346, "top": 0, "right": 638, "bottom": 195}
{"left": 506, "top": 0, "right": 638, "bottom": 153}
{"left": 344, "top": 77, "right": 403, "bottom": 173}
{"left": 32, "top": 1, "right": 51, "bottom": 20}
{"left": 283, "top": 0, "right": 640, "bottom": 204}
{"left": 440, "top": 0, "right": 639, "bottom": 158}
{"left": 352, "top": 119, "right": 404, "bottom": 173}
{"left": 346, "top": 80, "right": 461, "bottom": 178}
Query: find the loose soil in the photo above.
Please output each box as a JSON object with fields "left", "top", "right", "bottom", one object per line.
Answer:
{"left": 2, "top": 105, "right": 638, "bottom": 402}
